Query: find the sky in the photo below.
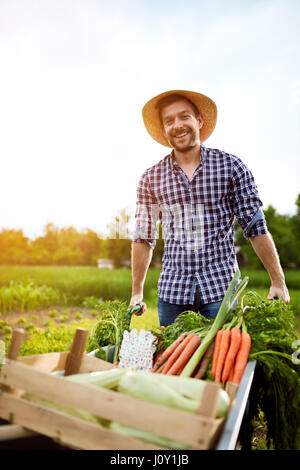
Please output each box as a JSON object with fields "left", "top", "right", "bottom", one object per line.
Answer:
{"left": 1, "top": 0, "right": 299, "bottom": 240}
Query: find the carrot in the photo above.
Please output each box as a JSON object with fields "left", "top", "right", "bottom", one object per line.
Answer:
{"left": 221, "top": 327, "right": 241, "bottom": 382}
{"left": 232, "top": 331, "right": 251, "bottom": 385}
{"left": 191, "top": 361, "right": 201, "bottom": 377}
{"left": 227, "top": 359, "right": 235, "bottom": 382}
{"left": 211, "top": 330, "right": 223, "bottom": 378}
{"left": 194, "top": 340, "right": 215, "bottom": 379}
{"left": 151, "top": 332, "right": 189, "bottom": 372}
{"left": 153, "top": 347, "right": 165, "bottom": 367}
{"left": 156, "top": 362, "right": 167, "bottom": 374}
{"left": 214, "top": 329, "right": 231, "bottom": 383}
{"left": 176, "top": 364, "right": 186, "bottom": 375}
{"left": 166, "top": 335, "right": 201, "bottom": 376}
{"left": 161, "top": 333, "right": 196, "bottom": 374}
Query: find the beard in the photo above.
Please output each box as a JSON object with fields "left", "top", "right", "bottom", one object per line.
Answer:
{"left": 167, "top": 128, "right": 199, "bottom": 152}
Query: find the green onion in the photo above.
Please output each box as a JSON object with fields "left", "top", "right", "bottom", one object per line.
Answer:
{"left": 180, "top": 269, "right": 249, "bottom": 377}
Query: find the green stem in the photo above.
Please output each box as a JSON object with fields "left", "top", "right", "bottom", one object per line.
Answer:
{"left": 249, "top": 350, "right": 293, "bottom": 361}
{"left": 241, "top": 319, "right": 247, "bottom": 333}
{"left": 229, "top": 276, "right": 249, "bottom": 309}
{"left": 236, "top": 315, "right": 243, "bottom": 329}
{"left": 104, "top": 344, "right": 112, "bottom": 361}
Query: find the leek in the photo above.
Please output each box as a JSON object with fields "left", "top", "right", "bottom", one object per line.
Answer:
{"left": 23, "top": 393, "right": 107, "bottom": 426}
{"left": 109, "top": 422, "right": 189, "bottom": 450}
{"left": 66, "top": 368, "right": 126, "bottom": 389}
{"left": 180, "top": 269, "right": 249, "bottom": 377}
{"left": 146, "top": 373, "right": 230, "bottom": 417}
{"left": 118, "top": 371, "right": 229, "bottom": 417}
{"left": 118, "top": 372, "right": 199, "bottom": 413}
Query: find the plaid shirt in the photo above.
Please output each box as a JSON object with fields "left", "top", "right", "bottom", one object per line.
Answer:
{"left": 133, "top": 145, "right": 268, "bottom": 305}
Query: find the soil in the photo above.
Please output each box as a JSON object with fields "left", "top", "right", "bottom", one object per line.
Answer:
{"left": 0, "top": 306, "right": 98, "bottom": 342}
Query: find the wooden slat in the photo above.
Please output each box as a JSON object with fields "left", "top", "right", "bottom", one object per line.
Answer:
{"left": 17, "top": 352, "right": 117, "bottom": 374}
{"left": 79, "top": 355, "right": 118, "bottom": 373}
{"left": 225, "top": 382, "right": 238, "bottom": 405}
{"left": 198, "top": 381, "right": 220, "bottom": 418}
{"left": 0, "top": 424, "right": 37, "bottom": 441}
{"left": 7, "top": 328, "right": 24, "bottom": 360}
{"left": 64, "top": 328, "right": 89, "bottom": 376}
{"left": 0, "top": 359, "right": 221, "bottom": 448}
{"left": 0, "top": 392, "right": 162, "bottom": 450}
{"left": 17, "top": 352, "right": 69, "bottom": 373}
{"left": 2, "top": 328, "right": 24, "bottom": 395}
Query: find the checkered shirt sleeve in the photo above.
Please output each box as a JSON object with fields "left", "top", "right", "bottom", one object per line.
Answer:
{"left": 230, "top": 157, "right": 268, "bottom": 239}
{"left": 132, "top": 170, "right": 159, "bottom": 250}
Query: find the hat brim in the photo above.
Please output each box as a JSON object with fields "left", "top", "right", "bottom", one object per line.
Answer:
{"left": 142, "top": 89, "right": 217, "bottom": 147}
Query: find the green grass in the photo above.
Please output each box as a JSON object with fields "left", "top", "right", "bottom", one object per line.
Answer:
{"left": 17, "top": 318, "right": 97, "bottom": 356}
{"left": 241, "top": 268, "right": 300, "bottom": 290}
{"left": 0, "top": 265, "right": 299, "bottom": 316}
{"left": 1, "top": 265, "right": 299, "bottom": 293}
{"left": 0, "top": 266, "right": 137, "bottom": 302}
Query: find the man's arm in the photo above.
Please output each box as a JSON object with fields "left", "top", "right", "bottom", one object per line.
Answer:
{"left": 249, "top": 232, "right": 290, "bottom": 303}
{"left": 129, "top": 241, "right": 153, "bottom": 314}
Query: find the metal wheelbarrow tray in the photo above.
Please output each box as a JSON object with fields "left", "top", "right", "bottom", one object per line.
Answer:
{"left": 0, "top": 327, "right": 256, "bottom": 450}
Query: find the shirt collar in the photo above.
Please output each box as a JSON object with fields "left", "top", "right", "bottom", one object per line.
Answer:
{"left": 168, "top": 145, "right": 207, "bottom": 171}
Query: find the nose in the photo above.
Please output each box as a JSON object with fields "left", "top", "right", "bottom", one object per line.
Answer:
{"left": 173, "top": 116, "right": 184, "bottom": 129}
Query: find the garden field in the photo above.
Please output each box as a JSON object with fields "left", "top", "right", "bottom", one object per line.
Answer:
{"left": 0, "top": 265, "right": 299, "bottom": 355}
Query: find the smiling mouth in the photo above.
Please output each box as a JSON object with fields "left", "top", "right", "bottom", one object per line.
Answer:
{"left": 174, "top": 131, "right": 189, "bottom": 139}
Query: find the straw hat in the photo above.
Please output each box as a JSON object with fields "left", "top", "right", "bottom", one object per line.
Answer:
{"left": 142, "top": 89, "right": 217, "bottom": 147}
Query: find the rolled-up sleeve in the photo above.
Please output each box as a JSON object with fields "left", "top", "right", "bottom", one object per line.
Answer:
{"left": 230, "top": 158, "right": 268, "bottom": 239}
{"left": 132, "top": 171, "right": 159, "bottom": 249}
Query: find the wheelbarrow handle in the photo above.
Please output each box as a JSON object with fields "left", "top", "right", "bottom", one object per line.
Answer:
{"left": 125, "top": 302, "right": 146, "bottom": 321}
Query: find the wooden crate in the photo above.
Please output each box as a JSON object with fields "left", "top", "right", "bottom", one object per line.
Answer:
{"left": 0, "top": 328, "right": 236, "bottom": 450}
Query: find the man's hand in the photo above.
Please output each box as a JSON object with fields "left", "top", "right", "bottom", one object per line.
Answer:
{"left": 267, "top": 283, "right": 290, "bottom": 304}
{"left": 130, "top": 242, "right": 153, "bottom": 316}
{"left": 129, "top": 294, "right": 147, "bottom": 316}
{"left": 249, "top": 233, "right": 290, "bottom": 304}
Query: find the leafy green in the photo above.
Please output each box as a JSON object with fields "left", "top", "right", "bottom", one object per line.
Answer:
{"left": 249, "top": 353, "right": 300, "bottom": 450}
{"left": 232, "top": 292, "right": 300, "bottom": 450}
{"left": 152, "top": 311, "right": 214, "bottom": 352}
{"left": 239, "top": 291, "right": 298, "bottom": 354}
{"left": 86, "top": 300, "right": 131, "bottom": 362}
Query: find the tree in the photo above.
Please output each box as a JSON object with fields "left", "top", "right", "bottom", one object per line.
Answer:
{"left": 0, "top": 229, "right": 29, "bottom": 264}
{"left": 103, "top": 207, "right": 132, "bottom": 268}
{"left": 235, "top": 199, "right": 300, "bottom": 269}
{"left": 32, "top": 223, "right": 59, "bottom": 254}
{"left": 263, "top": 206, "right": 297, "bottom": 268}
{"left": 290, "top": 194, "right": 300, "bottom": 267}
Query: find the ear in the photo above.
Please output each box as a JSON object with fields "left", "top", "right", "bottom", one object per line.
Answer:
{"left": 197, "top": 114, "right": 204, "bottom": 129}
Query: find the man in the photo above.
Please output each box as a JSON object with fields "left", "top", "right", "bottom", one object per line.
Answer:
{"left": 130, "top": 89, "right": 290, "bottom": 327}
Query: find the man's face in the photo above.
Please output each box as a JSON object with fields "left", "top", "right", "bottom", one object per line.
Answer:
{"left": 160, "top": 98, "right": 204, "bottom": 152}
